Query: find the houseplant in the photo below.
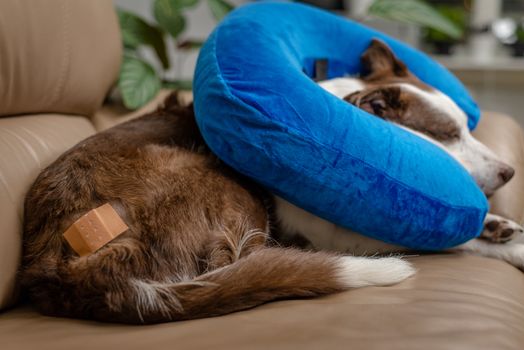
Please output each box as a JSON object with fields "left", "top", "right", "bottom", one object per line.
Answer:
{"left": 422, "top": 5, "right": 467, "bottom": 55}
{"left": 117, "top": 0, "right": 234, "bottom": 109}
{"left": 117, "top": 0, "right": 462, "bottom": 110}
{"left": 513, "top": 22, "right": 524, "bottom": 57}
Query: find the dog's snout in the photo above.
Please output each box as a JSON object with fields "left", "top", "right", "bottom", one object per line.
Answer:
{"left": 499, "top": 165, "right": 515, "bottom": 184}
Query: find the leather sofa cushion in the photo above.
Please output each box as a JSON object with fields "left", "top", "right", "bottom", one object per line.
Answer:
{"left": 0, "top": 0, "right": 121, "bottom": 117}
{"left": 1, "top": 254, "right": 523, "bottom": 350}
{"left": 0, "top": 115, "right": 96, "bottom": 310}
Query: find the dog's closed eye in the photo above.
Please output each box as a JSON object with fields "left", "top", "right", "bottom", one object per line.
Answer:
{"left": 343, "top": 87, "right": 403, "bottom": 119}
{"left": 368, "top": 99, "right": 386, "bottom": 116}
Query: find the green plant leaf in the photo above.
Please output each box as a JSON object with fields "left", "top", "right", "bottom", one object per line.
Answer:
{"left": 170, "top": 0, "right": 199, "bottom": 8}
{"left": 119, "top": 56, "right": 161, "bottom": 109}
{"left": 162, "top": 79, "right": 193, "bottom": 90}
{"left": 424, "top": 5, "right": 466, "bottom": 43}
{"left": 368, "top": 0, "right": 463, "bottom": 40}
{"left": 177, "top": 39, "right": 205, "bottom": 50}
{"left": 207, "top": 0, "right": 235, "bottom": 21}
{"left": 117, "top": 9, "right": 170, "bottom": 69}
{"left": 154, "top": 0, "right": 186, "bottom": 39}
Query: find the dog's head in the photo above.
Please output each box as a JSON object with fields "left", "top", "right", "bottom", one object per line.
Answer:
{"left": 343, "top": 39, "right": 514, "bottom": 196}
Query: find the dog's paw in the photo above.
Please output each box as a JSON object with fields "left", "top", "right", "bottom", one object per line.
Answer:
{"left": 482, "top": 214, "right": 524, "bottom": 243}
{"left": 336, "top": 256, "right": 416, "bottom": 288}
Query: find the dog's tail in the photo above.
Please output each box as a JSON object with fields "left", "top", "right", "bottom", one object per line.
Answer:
{"left": 116, "top": 247, "right": 414, "bottom": 324}
{"left": 22, "top": 245, "right": 413, "bottom": 324}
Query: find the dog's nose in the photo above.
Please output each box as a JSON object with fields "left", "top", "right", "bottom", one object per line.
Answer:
{"left": 499, "top": 165, "right": 515, "bottom": 184}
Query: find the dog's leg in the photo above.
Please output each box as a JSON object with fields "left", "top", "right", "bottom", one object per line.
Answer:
{"left": 481, "top": 213, "right": 524, "bottom": 243}
{"left": 451, "top": 214, "right": 524, "bottom": 269}
{"left": 451, "top": 239, "right": 524, "bottom": 270}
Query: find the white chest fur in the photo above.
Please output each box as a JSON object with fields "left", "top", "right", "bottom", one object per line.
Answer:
{"left": 274, "top": 196, "right": 406, "bottom": 255}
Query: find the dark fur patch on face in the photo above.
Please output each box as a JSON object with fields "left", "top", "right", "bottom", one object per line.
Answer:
{"left": 344, "top": 86, "right": 405, "bottom": 119}
{"left": 344, "top": 86, "right": 461, "bottom": 142}
{"left": 344, "top": 39, "right": 461, "bottom": 143}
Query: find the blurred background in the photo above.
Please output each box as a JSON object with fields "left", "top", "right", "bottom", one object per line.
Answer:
{"left": 115, "top": 0, "right": 524, "bottom": 122}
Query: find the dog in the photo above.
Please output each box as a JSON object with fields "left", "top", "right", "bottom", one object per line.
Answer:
{"left": 19, "top": 39, "right": 523, "bottom": 324}
{"left": 275, "top": 39, "right": 524, "bottom": 261}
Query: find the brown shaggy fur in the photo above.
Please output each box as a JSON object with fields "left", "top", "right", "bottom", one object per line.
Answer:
{"left": 20, "top": 94, "right": 349, "bottom": 324}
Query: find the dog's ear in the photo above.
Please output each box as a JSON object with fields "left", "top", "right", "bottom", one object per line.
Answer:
{"left": 360, "top": 39, "right": 408, "bottom": 79}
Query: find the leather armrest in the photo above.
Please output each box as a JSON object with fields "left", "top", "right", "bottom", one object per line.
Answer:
{"left": 0, "top": 115, "right": 96, "bottom": 310}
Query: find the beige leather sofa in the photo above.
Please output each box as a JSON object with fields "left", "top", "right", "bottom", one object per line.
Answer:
{"left": 1, "top": 1, "right": 524, "bottom": 349}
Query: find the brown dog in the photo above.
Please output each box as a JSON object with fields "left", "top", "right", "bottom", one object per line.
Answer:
{"left": 20, "top": 94, "right": 413, "bottom": 324}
